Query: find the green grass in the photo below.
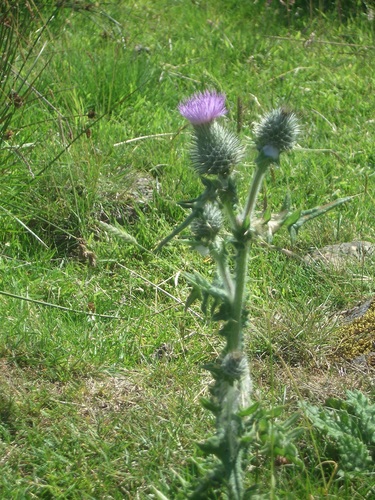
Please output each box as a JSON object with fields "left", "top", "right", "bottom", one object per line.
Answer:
{"left": 1, "top": 0, "right": 375, "bottom": 497}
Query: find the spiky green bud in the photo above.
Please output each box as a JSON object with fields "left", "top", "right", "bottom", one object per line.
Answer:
{"left": 253, "top": 108, "right": 300, "bottom": 160}
{"left": 219, "top": 351, "right": 253, "bottom": 410}
{"left": 191, "top": 122, "right": 244, "bottom": 176}
{"left": 221, "top": 351, "right": 250, "bottom": 383}
{"left": 191, "top": 202, "right": 223, "bottom": 242}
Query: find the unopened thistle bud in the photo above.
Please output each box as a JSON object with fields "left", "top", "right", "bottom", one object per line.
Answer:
{"left": 191, "top": 202, "right": 223, "bottom": 242}
{"left": 178, "top": 90, "right": 244, "bottom": 176}
{"left": 191, "top": 122, "right": 244, "bottom": 176}
{"left": 221, "top": 351, "right": 253, "bottom": 408}
{"left": 253, "top": 107, "right": 300, "bottom": 160}
{"left": 221, "top": 351, "right": 250, "bottom": 383}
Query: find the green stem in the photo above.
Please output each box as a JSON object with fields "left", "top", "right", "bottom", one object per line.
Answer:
{"left": 222, "top": 199, "right": 239, "bottom": 233}
{"left": 241, "top": 154, "right": 272, "bottom": 226}
{"left": 155, "top": 211, "right": 197, "bottom": 252}
{"left": 223, "top": 386, "right": 244, "bottom": 500}
{"left": 227, "top": 156, "right": 272, "bottom": 353}
{"left": 210, "top": 243, "right": 235, "bottom": 301}
{"left": 227, "top": 239, "right": 250, "bottom": 352}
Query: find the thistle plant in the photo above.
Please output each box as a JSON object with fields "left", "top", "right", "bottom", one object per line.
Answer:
{"left": 155, "top": 91, "right": 351, "bottom": 498}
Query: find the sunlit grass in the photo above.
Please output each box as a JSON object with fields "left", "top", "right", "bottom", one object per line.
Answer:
{"left": 0, "top": 0, "right": 374, "bottom": 497}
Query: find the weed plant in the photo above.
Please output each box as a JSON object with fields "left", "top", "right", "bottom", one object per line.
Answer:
{"left": 0, "top": 0, "right": 374, "bottom": 498}
{"left": 149, "top": 88, "right": 360, "bottom": 497}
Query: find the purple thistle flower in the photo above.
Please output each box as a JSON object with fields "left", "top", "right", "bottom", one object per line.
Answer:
{"left": 178, "top": 90, "right": 227, "bottom": 125}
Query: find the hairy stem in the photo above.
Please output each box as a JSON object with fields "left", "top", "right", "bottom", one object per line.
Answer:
{"left": 155, "top": 211, "right": 197, "bottom": 252}
{"left": 227, "top": 239, "right": 250, "bottom": 352}
{"left": 223, "top": 199, "right": 239, "bottom": 233}
{"left": 241, "top": 154, "right": 272, "bottom": 225}
{"left": 210, "top": 244, "right": 235, "bottom": 301}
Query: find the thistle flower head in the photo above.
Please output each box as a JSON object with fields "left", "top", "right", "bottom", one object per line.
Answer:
{"left": 178, "top": 90, "right": 227, "bottom": 125}
{"left": 253, "top": 107, "right": 300, "bottom": 160}
{"left": 191, "top": 202, "right": 223, "bottom": 242}
{"left": 191, "top": 121, "right": 244, "bottom": 176}
{"left": 221, "top": 351, "right": 250, "bottom": 382}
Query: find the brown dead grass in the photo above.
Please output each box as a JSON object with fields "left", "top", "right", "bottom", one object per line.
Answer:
{"left": 1, "top": 333, "right": 373, "bottom": 430}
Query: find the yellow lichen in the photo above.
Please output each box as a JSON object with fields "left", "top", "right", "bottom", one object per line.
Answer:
{"left": 332, "top": 303, "right": 375, "bottom": 361}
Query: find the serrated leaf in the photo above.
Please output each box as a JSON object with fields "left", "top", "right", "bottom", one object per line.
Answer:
{"left": 217, "top": 319, "right": 237, "bottom": 338}
{"left": 184, "top": 271, "right": 228, "bottom": 302}
{"left": 325, "top": 397, "right": 348, "bottom": 411}
{"left": 202, "top": 362, "right": 221, "bottom": 378}
{"left": 293, "top": 196, "right": 353, "bottom": 231}
{"left": 178, "top": 197, "right": 200, "bottom": 209}
{"left": 200, "top": 397, "right": 220, "bottom": 414}
{"left": 283, "top": 209, "right": 302, "bottom": 228}
{"left": 262, "top": 207, "right": 272, "bottom": 224}
{"left": 185, "top": 287, "right": 201, "bottom": 310}
{"left": 281, "top": 412, "right": 301, "bottom": 429}
{"left": 212, "top": 302, "right": 232, "bottom": 322}
{"left": 198, "top": 434, "right": 224, "bottom": 458}
{"left": 302, "top": 393, "right": 375, "bottom": 476}
{"left": 264, "top": 405, "right": 284, "bottom": 419}
{"left": 201, "top": 291, "right": 209, "bottom": 316}
{"left": 200, "top": 176, "right": 221, "bottom": 191}
{"left": 210, "top": 296, "right": 221, "bottom": 318}
{"left": 238, "top": 401, "right": 260, "bottom": 418}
